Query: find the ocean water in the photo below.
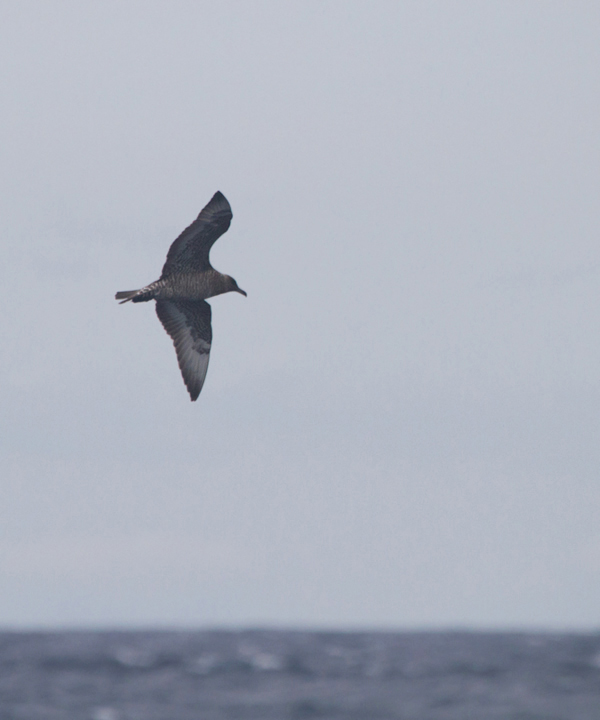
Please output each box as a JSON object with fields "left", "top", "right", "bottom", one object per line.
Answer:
{"left": 1, "top": 630, "right": 599, "bottom": 719}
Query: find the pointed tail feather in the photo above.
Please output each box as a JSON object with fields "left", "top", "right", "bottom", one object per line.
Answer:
{"left": 116, "top": 281, "right": 161, "bottom": 304}
{"left": 115, "top": 290, "right": 139, "bottom": 304}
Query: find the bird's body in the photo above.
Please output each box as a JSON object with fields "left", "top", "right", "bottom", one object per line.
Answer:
{"left": 116, "top": 191, "right": 246, "bottom": 401}
{"left": 118, "top": 269, "right": 237, "bottom": 303}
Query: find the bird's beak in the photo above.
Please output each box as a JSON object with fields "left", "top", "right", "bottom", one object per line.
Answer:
{"left": 236, "top": 288, "right": 247, "bottom": 297}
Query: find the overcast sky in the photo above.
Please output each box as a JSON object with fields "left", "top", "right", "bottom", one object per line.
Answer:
{"left": 2, "top": 0, "right": 600, "bottom": 630}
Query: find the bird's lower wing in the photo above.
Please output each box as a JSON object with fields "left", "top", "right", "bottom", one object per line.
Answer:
{"left": 155, "top": 300, "right": 212, "bottom": 401}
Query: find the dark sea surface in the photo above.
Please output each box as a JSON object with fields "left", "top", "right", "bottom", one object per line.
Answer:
{"left": 1, "top": 630, "right": 600, "bottom": 720}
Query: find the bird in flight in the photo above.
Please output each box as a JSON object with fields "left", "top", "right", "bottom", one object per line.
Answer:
{"left": 116, "top": 191, "right": 246, "bottom": 401}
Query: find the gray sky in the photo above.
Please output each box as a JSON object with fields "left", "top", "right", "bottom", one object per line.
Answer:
{"left": 2, "top": 0, "right": 600, "bottom": 629}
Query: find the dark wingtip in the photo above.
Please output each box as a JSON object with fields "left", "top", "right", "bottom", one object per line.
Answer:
{"left": 208, "top": 191, "right": 230, "bottom": 212}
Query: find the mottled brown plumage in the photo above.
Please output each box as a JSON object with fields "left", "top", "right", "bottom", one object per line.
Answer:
{"left": 116, "top": 191, "right": 246, "bottom": 401}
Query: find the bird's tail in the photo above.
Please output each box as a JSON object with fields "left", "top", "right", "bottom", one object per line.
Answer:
{"left": 115, "top": 290, "right": 139, "bottom": 304}
{"left": 116, "top": 282, "right": 162, "bottom": 304}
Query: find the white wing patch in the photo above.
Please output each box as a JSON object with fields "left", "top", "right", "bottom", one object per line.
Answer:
{"left": 155, "top": 300, "right": 212, "bottom": 401}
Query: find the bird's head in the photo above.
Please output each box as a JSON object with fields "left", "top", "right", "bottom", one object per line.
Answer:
{"left": 225, "top": 275, "right": 247, "bottom": 297}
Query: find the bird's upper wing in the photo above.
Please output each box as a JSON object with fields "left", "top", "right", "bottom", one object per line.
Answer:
{"left": 160, "top": 191, "right": 232, "bottom": 278}
{"left": 155, "top": 299, "right": 212, "bottom": 401}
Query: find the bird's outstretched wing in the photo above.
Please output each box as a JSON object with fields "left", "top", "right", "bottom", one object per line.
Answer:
{"left": 160, "top": 191, "right": 232, "bottom": 278}
{"left": 155, "top": 299, "right": 212, "bottom": 401}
